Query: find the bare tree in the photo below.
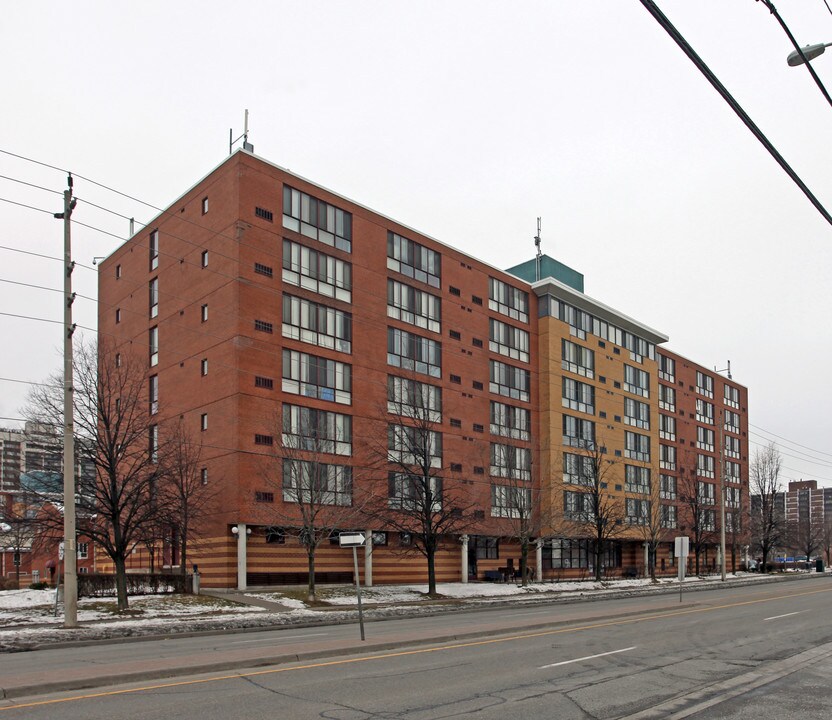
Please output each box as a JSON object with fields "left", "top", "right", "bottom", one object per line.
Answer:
{"left": 793, "top": 510, "right": 824, "bottom": 572}
{"left": 159, "top": 419, "right": 218, "bottom": 576}
{"left": 259, "top": 402, "right": 367, "bottom": 602}
{"left": 822, "top": 515, "right": 832, "bottom": 567}
{"left": 0, "top": 493, "right": 37, "bottom": 588}
{"left": 677, "top": 450, "right": 716, "bottom": 576}
{"left": 633, "top": 462, "right": 668, "bottom": 582}
{"left": 486, "top": 442, "right": 537, "bottom": 586}
{"left": 560, "top": 438, "right": 627, "bottom": 582}
{"left": 366, "top": 374, "right": 474, "bottom": 596}
{"left": 24, "top": 338, "right": 163, "bottom": 610}
{"left": 749, "top": 443, "right": 785, "bottom": 573}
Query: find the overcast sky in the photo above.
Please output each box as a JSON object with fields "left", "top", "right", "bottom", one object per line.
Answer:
{"left": 1, "top": 1, "right": 831, "bottom": 486}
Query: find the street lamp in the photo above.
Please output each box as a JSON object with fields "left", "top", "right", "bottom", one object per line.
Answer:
{"left": 787, "top": 42, "right": 832, "bottom": 67}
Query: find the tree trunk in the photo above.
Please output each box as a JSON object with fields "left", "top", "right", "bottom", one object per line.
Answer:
{"left": 307, "top": 548, "right": 316, "bottom": 602}
{"left": 594, "top": 541, "right": 602, "bottom": 582}
{"left": 114, "top": 554, "right": 129, "bottom": 611}
{"left": 427, "top": 547, "right": 437, "bottom": 596}
{"left": 180, "top": 529, "right": 188, "bottom": 578}
{"left": 520, "top": 539, "right": 528, "bottom": 586}
{"left": 649, "top": 545, "right": 657, "bottom": 582}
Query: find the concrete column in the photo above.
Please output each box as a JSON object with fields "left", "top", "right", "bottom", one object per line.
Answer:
{"left": 536, "top": 539, "right": 543, "bottom": 583}
{"left": 365, "top": 529, "right": 373, "bottom": 587}
{"left": 643, "top": 541, "right": 649, "bottom": 572}
{"left": 461, "top": 535, "right": 469, "bottom": 583}
{"left": 236, "top": 523, "right": 247, "bottom": 591}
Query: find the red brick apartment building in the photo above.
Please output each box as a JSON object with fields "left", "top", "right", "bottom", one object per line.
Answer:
{"left": 97, "top": 150, "right": 750, "bottom": 588}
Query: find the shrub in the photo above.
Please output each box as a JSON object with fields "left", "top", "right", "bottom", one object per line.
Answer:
{"left": 77, "top": 572, "right": 190, "bottom": 598}
{"left": 29, "top": 581, "right": 49, "bottom": 590}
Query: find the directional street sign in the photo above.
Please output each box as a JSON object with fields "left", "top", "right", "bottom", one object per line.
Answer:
{"left": 339, "top": 532, "right": 366, "bottom": 548}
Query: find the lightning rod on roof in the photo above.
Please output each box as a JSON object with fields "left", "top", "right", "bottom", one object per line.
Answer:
{"left": 534, "top": 217, "right": 542, "bottom": 282}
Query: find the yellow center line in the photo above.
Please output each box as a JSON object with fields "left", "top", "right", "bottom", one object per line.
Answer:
{"left": 3, "top": 583, "right": 831, "bottom": 712}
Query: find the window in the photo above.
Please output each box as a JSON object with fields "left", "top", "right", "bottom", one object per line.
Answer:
{"left": 77, "top": 542, "right": 89, "bottom": 559}
{"left": 698, "top": 481, "right": 716, "bottom": 505}
{"left": 624, "top": 398, "right": 650, "bottom": 429}
{"left": 489, "top": 360, "right": 530, "bottom": 402}
{"left": 562, "top": 339, "right": 594, "bottom": 379}
{"left": 658, "top": 354, "right": 675, "bottom": 382}
{"left": 254, "top": 434, "right": 274, "bottom": 446}
{"left": 255, "top": 206, "right": 274, "bottom": 222}
{"left": 562, "top": 415, "right": 595, "bottom": 449}
{"left": 563, "top": 452, "right": 594, "bottom": 486}
{"left": 473, "top": 380, "right": 483, "bottom": 390}
{"left": 201, "top": 250, "right": 208, "bottom": 268}
{"left": 283, "top": 239, "right": 352, "bottom": 302}
{"left": 659, "top": 384, "right": 676, "bottom": 411}
{"left": 201, "top": 197, "right": 209, "bottom": 214}
{"left": 491, "top": 484, "right": 531, "bottom": 518}
{"left": 388, "top": 424, "right": 442, "bottom": 467}
{"left": 283, "top": 185, "right": 352, "bottom": 252}
{"left": 624, "top": 365, "right": 650, "bottom": 398}
{"left": 625, "top": 465, "right": 650, "bottom": 494}
{"left": 626, "top": 498, "right": 650, "bottom": 526}
{"left": 474, "top": 537, "right": 498, "bottom": 559}
{"left": 116, "top": 353, "right": 121, "bottom": 368}
{"left": 661, "top": 504, "right": 677, "bottom": 529}
{"left": 449, "top": 418, "right": 462, "bottom": 428}
{"left": 388, "top": 376, "right": 442, "bottom": 422}
{"left": 201, "top": 468, "right": 208, "bottom": 486}
{"left": 724, "top": 384, "right": 740, "bottom": 409}
{"left": 724, "top": 410, "right": 741, "bottom": 433}
{"left": 697, "top": 454, "right": 715, "bottom": 479}
{"left": 702, "top": 509, "right": 716, "bottom": 531}
{"left": 147, "top": 278, "right": 159, "bottom": 318}
{"left": 387, "top": 232, "right": 441, "bottom": 288}
{"left": 115, "top": 308, "right": 121, "bottom": 324}
{"left": 283, "top": 459, "right": 352, "bottom": 506}
{"left": 283, "top": 294, "right": 352, "bottom": 352}
{"left": 490, "top": 401, "right": 530, "bottom": 441}
{"left": 726, "top": 462, "right": 742, "bottom": 484}
{"left": 449, "top": 286, "right": 460, "bottom": 296}
{"left": 149, "top": 424, "right": 158, "bottom": 463}
{"left": 659, "top": 413, "right": 675, "bottom": 440}
{"left": 624, "top": 431, "right": 650, "bottom": 462}
{"left": 725, "top": 485, "right": 741, "bottom": 507}
{"left": 660, "top": 444, "right": 676, "bottom": 470}
{"left": 564, "top": 491, "right": 594, "bottom": 522}
{"left": 562, "top": 377, "right": 595, "bottom": 415}
{"left": 200, "top": 413, "right": 208, "bottom": 431}
{"left": 201, "top": 358, "right": 208, "bottom": 376}
{"left": 149, "top": 326, "right": 159, "bottom": 367}
{"left": 696, "top": 399, "right": 714, "bottom": 425}
{"left": 265, "top": 527, "right": 285, "bottom": 544}
{"left": 489, "top": 277, "right": 529, "bottom": 323}
{"left": 696, "top": 371, "right": 714, "bottom": 398}
{"left": 725, "top": 435, "right": 741, "bottom": 459}
{"left": 472, "top": 338, "right": 483, "bottom": 348}
{"left": 660, "top": 474, "right": 677, "bottom": 500}
{"left": 388, "top": 472, "right": 442, "bottom": 511}
{"left": 387, "top": 327, "right": 441, "bottom": 378}
{"left": 201, "top": 304, "right": 208, "bottom": 323}
{"left": 545, "top": 539, "right": 620, "bottom": 570}
{"left": 490, "top": 443, "right": 531, "bottom": 480}
{"left": 472, "top": 295, "right": 483, "bottom": 306}
{"left": 149, "top": 375, "right": 158, "bottom": 415}
{"left": 489, "top": 318, "right": 529, "bottom": 362}
{"left": 149, "top": 229, "right": 159, "bottom": 271}
{"left": 450, "top": 374, "right": 461, "bottom": 384}
{"left": 255, "top": 376, "right": 274, "bottom": 390}
{"left": 282, "top": 348, "right": 351, "bottom": 404}
{"left": 387, "top": 279, "right": 441, "bottom": 333}
{"left": 283, "top": 404, "right": 352, "bottom": 456}
{"left": 449, "top": 330, "right": 461, "bottom": 340}
{"left": 255, "top": 262, "right": 273, "bottom": 278}
{"left": 254, "top": 319, "right": 273, "bottom": 333}
{"left": 255, "top": 491, "right": 274, "bottom": 503}
{"left": 697, "top": 426, "right": 715, "bottom": 452}
{"left": 473, "top": 423, "right": 484, "bottom": 433}
{"left": 115, "top": 264, "right": 122, "bottom": 279}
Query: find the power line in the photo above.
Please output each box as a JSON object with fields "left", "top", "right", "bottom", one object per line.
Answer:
{"left": 0, "top": 311, "right": 64, "bottom": 326}
{"left": 0, "top": 243, "right": 96, "bottom": 271}
{"left": 749, "top": 422, "right": 832, "bottom": 461}
{"left": 0, "top": 174, "right": 62, "bottom": 196}
{"left": 0, "top": 377, "right": 54, "bottom": 388}
{"left": 0, "top": 196, "right": 55, "bottom": 216}
{"left": 0, "top": 277, "right": 95, "bottom": 302}
{"left": 639, "top": 0, "right": 832, "bottom": 228}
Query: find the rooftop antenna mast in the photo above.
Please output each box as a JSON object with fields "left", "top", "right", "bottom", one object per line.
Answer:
{"left": 229, "top": 109, "right": 255, "bottom": 155}
{"left": 534, "top": 217, "right": 542, "bottom": 281}
{"left": 715, "top": 360, "right": 732, "bottom": 380}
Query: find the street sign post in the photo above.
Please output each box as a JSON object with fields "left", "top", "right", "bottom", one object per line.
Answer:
{"left": 339, "top": 532, "right": 367, "bottom": 640}
{"left": 675, "top": 536, "right": 690, "bottom": 602}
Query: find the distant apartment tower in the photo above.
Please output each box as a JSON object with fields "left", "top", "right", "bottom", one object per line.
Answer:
{"left": 97, "top": 149, "right": 750, "bottom": 588}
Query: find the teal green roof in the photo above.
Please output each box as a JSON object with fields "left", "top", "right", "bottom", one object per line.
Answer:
{"left": 505, "top": 255, "right": 584, "bottom": 292}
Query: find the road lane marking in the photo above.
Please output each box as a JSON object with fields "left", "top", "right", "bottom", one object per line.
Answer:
{"left": 3, "top": 582, "right": 832, "bottom": 712}
{"left": 764, "top": 611, "right": 803, "bottom": 621}
{"left": 539, "top": 646, "right": 636, "bottom": 668}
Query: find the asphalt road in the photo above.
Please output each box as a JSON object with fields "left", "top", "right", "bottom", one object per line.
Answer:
{"left": 3, "top": 577, "right": 832, "bottom": 718}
